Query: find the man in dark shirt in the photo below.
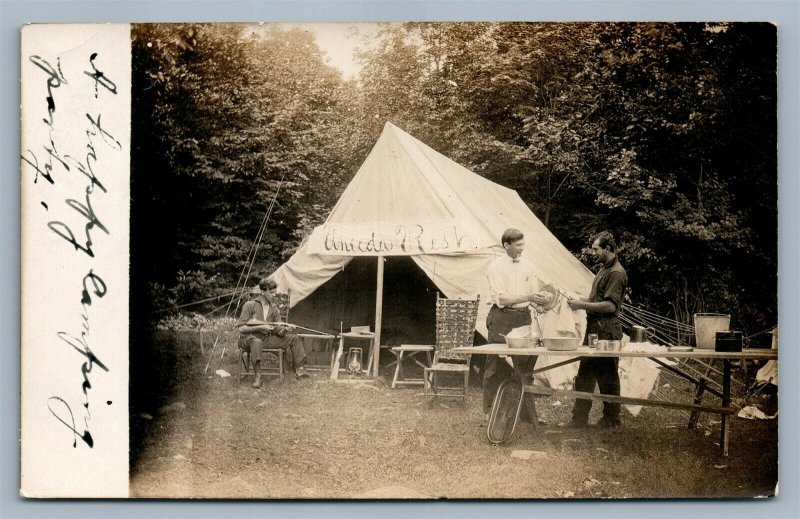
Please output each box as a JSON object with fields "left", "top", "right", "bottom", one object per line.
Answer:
{"left": 565, "top": 231, "right": 628, "bottom": 428}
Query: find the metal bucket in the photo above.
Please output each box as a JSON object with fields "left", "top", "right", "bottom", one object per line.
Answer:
{"left": 693, "top": 313, "right": 730, "bottom": 349}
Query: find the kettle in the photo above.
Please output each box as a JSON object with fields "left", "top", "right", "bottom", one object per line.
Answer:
{"left": 630, "top": 325, "right": 656, "bottom": 343}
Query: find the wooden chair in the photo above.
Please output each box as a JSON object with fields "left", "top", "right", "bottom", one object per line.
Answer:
{"left": 423, "top": 295, "right": 480, "bottom": 401}
{"left": 240, "top": 291, "right": 291, "bottom": 381}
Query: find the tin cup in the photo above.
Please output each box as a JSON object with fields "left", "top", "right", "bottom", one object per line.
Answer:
{"left": 596, "top": 340, "right": 609, "bottom": 351}
{"left": 609, "top": 340, "right": 622, "bottom": 352}
{"left": 588, "top": 334, "right": 599, "bottom": 348}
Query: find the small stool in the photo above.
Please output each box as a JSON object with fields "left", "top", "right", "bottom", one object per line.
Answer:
{"left": 390, "top": 345, "right": 433, "bottom": 389}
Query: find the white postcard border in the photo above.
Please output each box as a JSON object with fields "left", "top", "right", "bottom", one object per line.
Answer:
{"left": 20, "top": 23, "right": 131, "bottom": 498}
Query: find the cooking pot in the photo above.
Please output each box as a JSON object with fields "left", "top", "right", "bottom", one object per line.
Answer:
{"left": 630, "top": 325, "right": 656, "bottom": 343}
{"left": 502, "top": 325, "right": 540, "bottom": 348}
{"left": 542, "top": 337, "right": 581, "bottom": 351}
{"left": 504, "top": 336, "right": 537, "bottom": 349}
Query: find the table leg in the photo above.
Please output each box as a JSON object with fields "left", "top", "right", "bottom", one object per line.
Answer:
{"left": 365, "top": 339, "right": 376, "bottom": 377}
{"left": 426, "top": 351, "right": 433, "bottom": 387}
{"left": 523, "top": 393, "right": 539, "bottom": 430}
{"left": 688, "top": 378, "right": 707, "bottom": 430}
{"left": 330, "top": 335, "right": 344, "bottom": 381}
{"left": 514, "top": 362, "right": 538, "bottom": 430}
{"left": 391, "top": 350, "right": 404, "bottom": 389}
{"left": 408, "top": 351, "right": 426, "bottom": 371}
{"left": 721, "top": 359, "right": 731, "bottom": 457}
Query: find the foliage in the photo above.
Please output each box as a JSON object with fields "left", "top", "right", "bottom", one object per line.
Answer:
{"left": 155, "top": 313, "right": 237, "bottom": 331}
{"left": 540, "top": 23, "right": 777, "bottom": 330}
{"left": 353, "top": 22, "right": 777, "bottom": 333}
{"left": 130, "top": 22, "right": 777, "bottom": 336}
{"left": 131, "top": 24, "right": 357, "bottom": 318}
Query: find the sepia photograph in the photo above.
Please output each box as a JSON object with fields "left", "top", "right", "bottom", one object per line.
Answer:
{"left": 124, "top": 22, "right": 779, "bottom": 499}
{"left": 18, "top": 18, "right": 783, "bottom": 502}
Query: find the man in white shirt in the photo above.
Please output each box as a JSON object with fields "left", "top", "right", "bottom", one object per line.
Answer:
{"left": 483, "top": 228, "right": 550, "bottom": 422}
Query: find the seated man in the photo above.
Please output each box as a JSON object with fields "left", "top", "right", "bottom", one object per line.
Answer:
{"left": 237, "top": 278, "right": 310, "bottom": 387}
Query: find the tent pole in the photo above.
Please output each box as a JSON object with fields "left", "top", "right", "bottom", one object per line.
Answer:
{"left": 372, "top": 255, "right": 385, "bottom": 377}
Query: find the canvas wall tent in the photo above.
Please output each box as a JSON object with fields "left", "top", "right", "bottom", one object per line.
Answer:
{"left": 271, "top": 122, "right": 595, "bottom": 374}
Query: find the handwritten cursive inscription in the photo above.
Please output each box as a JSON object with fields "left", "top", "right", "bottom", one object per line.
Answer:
{"left": 29, "top": 55, "right": 67, "bottom": 126}
{"left": 85, "top": 52, "right": 118, "bottom": 97}
{"left": 48, "top": 189, "right": 109, "bottom": 258}
{"left": 47, "top": 270, "right": 109, "bottom": 448}
{"left": 47, "top": 397, "right": 94, "bottom": 448}
{"left": 21, "top": 56, "right": 70, "bottom": 186}
{"left": 21, "top": 25, "right": 132, "bottom": 496}
{"left": 24, "top": 51, "right": 120, "bottom": 449}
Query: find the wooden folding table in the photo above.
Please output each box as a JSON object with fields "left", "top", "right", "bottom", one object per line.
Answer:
{"left": 453, "top": 344, "right": 777, "bottom": 456}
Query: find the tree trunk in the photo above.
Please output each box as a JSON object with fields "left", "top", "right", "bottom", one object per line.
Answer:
{"left": 697, "top": 152, "right": 704, "bottom": 209}
{"left": 543, "top": 203, "right": 551, "bottom": 228}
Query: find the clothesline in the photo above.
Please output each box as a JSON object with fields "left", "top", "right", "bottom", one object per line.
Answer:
{"left": 619, "top": 312, "right": 682, "bottom": 346}
{"left": 625, "top": 307, "right": 695, "bottom": 334}
{"left": 151, "top": 289, "right": 241, "bottom": 314}
{"left": 626, "top": 304, "right": 696, "bottom": 331}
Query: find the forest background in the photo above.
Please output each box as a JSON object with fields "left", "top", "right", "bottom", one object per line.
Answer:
{"left": 130, "top": 22, "right": 777, "bottom": 337}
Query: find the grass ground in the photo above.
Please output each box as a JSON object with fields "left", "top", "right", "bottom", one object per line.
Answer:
{"left": 129, "top": 329, "right": 778, "bottom": 499}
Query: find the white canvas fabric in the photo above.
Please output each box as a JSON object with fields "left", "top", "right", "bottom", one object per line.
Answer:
{"left": 269, "top": 123, "right": 672, "bottom": 393}
{"left": 755, "top": 328, "right": 778, "bottom": 386}
{"left": 271, "top": 238, "right": 352, "bottom": 304}
{"left": 273, "top": 122, "right": 595, "bottom": 340}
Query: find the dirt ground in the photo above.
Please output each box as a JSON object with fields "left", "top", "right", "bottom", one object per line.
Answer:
{"left": 129, "top": 331, "right": 778, "bottom": 499}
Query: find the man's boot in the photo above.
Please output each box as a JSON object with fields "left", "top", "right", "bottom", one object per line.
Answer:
{"left": 295, "top": 363, "right": 310, "bottom": 379}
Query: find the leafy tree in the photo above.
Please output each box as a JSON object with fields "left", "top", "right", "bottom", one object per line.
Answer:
{"left": 131, "top": 24, "right": 355, "bottom": 316}
{"left": 521, "top": 22, "right": 777, "bottom": 332}
{"left": 131, "top": 22, "right": 777, "bottom": 337}
{"left": 354, "top": 22, "right": 776, "bottom": 334}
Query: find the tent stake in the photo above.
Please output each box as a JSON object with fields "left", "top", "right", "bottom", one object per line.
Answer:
{"left": 373, "top": 255, "right": 385, "bottom": 377}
